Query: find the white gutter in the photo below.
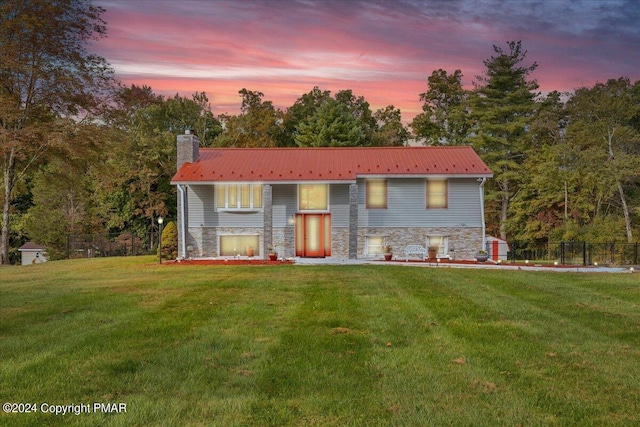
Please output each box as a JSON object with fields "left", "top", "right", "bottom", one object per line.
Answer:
{"left": 478, "top": 177, "right": 487, "bottom": 251}
{"left": 177, "top": 184, "right": 187, "bottom": 259}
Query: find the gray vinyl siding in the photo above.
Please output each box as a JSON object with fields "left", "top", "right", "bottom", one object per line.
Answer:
{"left": 272, "top": 184, "right": 297, "bottom": 227}
{"left": 329, "top": 184, "right": 350, "bottom": 227}
{"left": 187, "top": 185, "right": 263, "bottom": 228}
{"left": 186, "top": 185, "right": 214, "bottom": 227}
{"left": 357, "top": 178, "right": 483, "bottom": 228}
{"left": 187, "top": 178, "right": 483, "bottom": 229}
{"left": 271, "top": 184, "right": 350, "bottom": 227}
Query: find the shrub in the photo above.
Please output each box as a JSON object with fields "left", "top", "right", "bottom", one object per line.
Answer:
{"left": 159, "top": 221, "right": 178, "bottom": 260}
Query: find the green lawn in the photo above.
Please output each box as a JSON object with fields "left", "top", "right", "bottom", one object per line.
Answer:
{"left": 1, "top": 257, "right": 639, "bottom": 426}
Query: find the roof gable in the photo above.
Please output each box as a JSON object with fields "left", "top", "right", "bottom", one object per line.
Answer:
{"left": 172, "top": 146, "right": 492, "bottom": 183}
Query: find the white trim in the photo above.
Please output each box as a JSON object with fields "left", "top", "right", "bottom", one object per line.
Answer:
{"left": 479, "top": 177, "right": 487, "bottom": 250}
{"left": 177, "top": 184, "right": 187, "bottom": 259}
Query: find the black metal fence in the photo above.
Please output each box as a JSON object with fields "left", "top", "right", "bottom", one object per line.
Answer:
{"left": 67, "top": 233, "right": 156, "bottom": 259}
{"left": 495, "top": 241, "right": 640, "bottom": 266}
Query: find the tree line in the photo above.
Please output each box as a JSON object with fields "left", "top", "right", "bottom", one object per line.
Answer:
{"left": 1, "top": 0, "right": 638, "bottom": 263}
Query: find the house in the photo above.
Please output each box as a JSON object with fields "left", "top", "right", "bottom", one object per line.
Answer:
{"left": 170, "top": 131, "right": 492, "bottom": 260}
{"left": 18, "top": 242, "right": 48, "bottom": 265}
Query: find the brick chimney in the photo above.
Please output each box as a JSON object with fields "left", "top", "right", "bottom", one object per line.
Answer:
{"left": 177, "top": 129, "right": 200, "bottom": 170}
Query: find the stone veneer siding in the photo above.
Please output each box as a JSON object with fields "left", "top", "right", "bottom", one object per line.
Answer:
{"left": 272, "top": 226, "right": 295, "bottom": 259}
{"left": 185, "top": 227, "right": 263, "bottom": 258}
{"left": 348, "top": 183, "right": 358, "bottom": 259}
{"left": 263, "top": 185, "right": 273, "bottom": 253}
{"left": 331, "top": 227, "right": 350, "bottom": 259}
{"left": 357, "top": 227, "right": 483, "bottom": 260}
{"left": 186, "top": 226, "right": 482, "bottom": 260}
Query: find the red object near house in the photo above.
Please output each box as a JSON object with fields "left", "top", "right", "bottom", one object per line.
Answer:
{"left": 486, "top": 236, "right": 509, "bottom": 261}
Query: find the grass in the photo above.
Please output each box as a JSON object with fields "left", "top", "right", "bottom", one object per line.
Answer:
{"left": 1, "top": 256, "right": 639, "bottom": 426}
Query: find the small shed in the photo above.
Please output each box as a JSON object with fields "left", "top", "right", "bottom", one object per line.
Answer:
{"left": 18, "top": 242, "right": 48, "bottom": 265}
{"left": 486, "top": 236, "right": 509, "bottom": 261}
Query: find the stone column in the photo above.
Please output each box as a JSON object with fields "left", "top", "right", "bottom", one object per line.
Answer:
{"left": 348, "top": 183, "right": 358, "bottom": 259}
{"left": 263, "top": 185, "right": 273, "bottom": 256}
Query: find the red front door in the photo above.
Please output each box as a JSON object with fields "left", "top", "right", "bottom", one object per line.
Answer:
{"left": 295, "top": 213, "right": 331, "bottom": 257}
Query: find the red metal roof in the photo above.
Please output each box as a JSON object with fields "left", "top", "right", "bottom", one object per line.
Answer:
{"left": 171, "top": 146, "right": 492, "bottom": 183}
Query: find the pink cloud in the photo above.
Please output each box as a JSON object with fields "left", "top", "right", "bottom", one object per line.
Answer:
{"left": 94, "top": 0, "right": 640, "bottom": 122}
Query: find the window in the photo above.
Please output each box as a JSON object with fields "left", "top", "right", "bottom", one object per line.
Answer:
{"left": 219, "top": 235, "right": 260, "bottom": 257}
{"left": 299, "top": 184, "right": 328, "bottom": 210}
{"left": 427, "top": 179, "right": 448, "bottom": 208}
{"left": 216, "top": 184, "right": 263, "bottom": 210}
{"left": 366, "top": 236, "right": 386, "bottom": 256}
{"left": 428, "top": 236, "right": 448, "bottom": 257}
{"left": 240, "top": 184, "right": 250, "bottom": 208}
{"left": 216, "top": 186, "right": 226, "bottom": 209}
{"left": 366, "top": 179, "right": 387, "bottom": 209}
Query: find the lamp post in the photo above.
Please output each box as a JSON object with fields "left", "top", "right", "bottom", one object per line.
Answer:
{"left": 158, "top": 216, "right": 164, "bottom": 264}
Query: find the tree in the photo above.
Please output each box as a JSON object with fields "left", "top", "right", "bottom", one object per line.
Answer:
{"left": 163, "top": 92, "right": 221, "bottom": 147}
{"left": 25, "top": 158, "right": 92, "bottom": 259}
{"left": 410, "top": 69, "right": 470, "bottom": 145}
{"left": 372, "top": 105, "right": 409, "bottom": 147}
{"left": 105, "top": 84, "right": 164, "bottom": 130}
{"left": 564, "top": 78, "right": 640, "bottom": 242}
{"left": 215, "top": 89, "right": 281, "bottom": 147}
{"left": 0, "top": 0, "right": 114, "bottom": 263}
{"left": 509, "top": 91, "right": 569, "bottom": 244}
{"left": 295, "top": 98, "right": 365, "bottom": 147}
{"left": 334, "top": 89, "right": 377, "bottom": 144}
{"left": 469, "top": 41, "right": 540, "bottom": 240}
{"left": 280, "top": 86, "right": 331, "bottom": 146}
{"left": 94, "top": 90, "right": 216, "bottom": 240}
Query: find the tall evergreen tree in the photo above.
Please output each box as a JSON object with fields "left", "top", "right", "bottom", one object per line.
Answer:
{"left": 469, "top": 41, "right": 540, "bottom": 240}
{"left": 280, "top": 87, "right": 332, "bottom": 146}
{"left": 295, "top": 98, "right": 365, "bottom": 147}
{"left": 334, "top": 90, "right": 377, "bottom": 145}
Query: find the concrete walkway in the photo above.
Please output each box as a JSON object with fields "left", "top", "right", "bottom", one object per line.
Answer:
{"left": 292, "top": 257, "right": 634, "bottom": 273}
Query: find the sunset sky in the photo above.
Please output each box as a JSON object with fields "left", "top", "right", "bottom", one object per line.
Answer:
{"left": 93, "top": 0, "right": 640, "bottom": 122}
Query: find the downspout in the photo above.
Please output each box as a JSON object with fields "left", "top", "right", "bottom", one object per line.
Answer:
{"left": 478, "top": 177, "right": 487, "bottom": 251}
{"left": 177, "top": 184, "right": 187, "bottom": 259}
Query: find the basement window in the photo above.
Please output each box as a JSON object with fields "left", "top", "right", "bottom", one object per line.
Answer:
{"left": 219, "top": 235, "right": 260, "bottom": 257}
{"left": 365, "top": 236, "right": 386, "bottom": 256}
